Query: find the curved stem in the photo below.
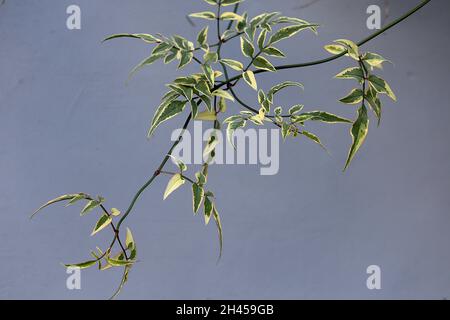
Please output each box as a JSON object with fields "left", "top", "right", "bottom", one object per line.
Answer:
{"left": 117, "top": 0, "right": 431, "bottom": 233}
{"left": 117, "top": 114, "right": 192, "bottom": 229}
{"left": 214, "top": 0, "right": 432, "bottom": 89}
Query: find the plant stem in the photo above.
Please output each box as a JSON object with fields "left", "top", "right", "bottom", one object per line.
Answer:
{"left": 117, "top": 114, "right": 192, "bottom": 229}
{"left": 214, "top": 0, "right": 432, "bottom": 89}
{"left": 117, "top": 0, "right": 431, "bottom": 229}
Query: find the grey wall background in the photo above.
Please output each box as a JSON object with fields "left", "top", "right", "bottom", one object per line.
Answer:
{"left": 1, "top": 0, "right": 449, "bottom": 299}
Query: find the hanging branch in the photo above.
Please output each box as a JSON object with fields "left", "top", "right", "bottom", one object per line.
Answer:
{"left": 32, "top": 0, "right": 432, "bottom": 298}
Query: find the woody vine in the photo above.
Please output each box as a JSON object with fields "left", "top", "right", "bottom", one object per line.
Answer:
{"left": 31, "top": 0, "right": 432, "bottom": 298}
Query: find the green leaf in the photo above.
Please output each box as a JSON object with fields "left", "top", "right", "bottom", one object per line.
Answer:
{"left": 32, "top": 194, "right": 81, "bottom": 218}
{"left": 252, "top": 56, "right": 276, "bottom": 72}
{"left": 189, "top": 11, "right": 216, "bottom": 20}
{"left": 106, "top": 256, "right": 135, "bottom": 267}
{"left": 129, "top": 53, "right": 164, "bottom": 79}
{"left": 203, "top": 134, "right": 220, "bottom": 160}
{"left": 366, "top": 87, "right": 382, "bottom": 126}
{"left": 292, "top": 111, "right": 352, "bottom": 124}
{"left": 362, "top": 52, "right": 390, "bottom": 68}
{"left": 192, "top": 183, "right": 204, "bottom": 214}
{"left": 91, "top": 214, "right": 112, "bottom": 236}
{"left": 334, "top": 39, "right": 359, "bottom": 60}
{"left": 203, "top": 0, "right": 218, "bottom": 5}
{"left": 269, "top": 24, "right": 318, "bottom": 44}
{"left": 204, "top": 197, "right": 213, "bottom": 225}
{"left": 212, "top": 205, "right": 223, "bottom": 261}
{"left": 196, "top": 172, "right": 206, "bottom": 186}
{"left": 163, "top": 173, "right": 185, "bottom": 200}
{"left": 178, "top": 51, "right": 194, "bottom": 69}
{"left": 164, "top": 49, "right": 178, "bottom": 64}
{"left": 168, "top": 84, "right": 192, "bottom": 101}
{"left": 195, "top": 81, "right": 211, "bottom": 97}
{"left": 102, "top": 33, "right": 159, "bottom": 43}
{"left": 274, "top": 106, "right": 283, "bottom": 115}
{"left": 169, "top": 154, "right": 187, "bottom": 172}
{"left": 195, "top": 110, "right": 217, "bottom": 121}
{"left": 219, "top": 97, "right": 227, "bottom": 113}
{"left": 126, "top": 228, "right": 135, "bottom": 250}
{"left": 226, "top": 118, "right": 246, "bottom": 147}
{"left": 64, "top": 260, "right": 97, "bottom": 269}
{"left": 267, "top": 81, "right": 303, "bottom": 102}
{"left": 109, "top": 265, "right": 132, "bottom": 300}
{"left": 368, "top": 75, "right": 396, "bottom": 101}
{"left": 202, "top": 64, "right": 215, "bottom": 87}
{"left": 152, "top": 42, "right": 172, "bottom": 55}
{"left": 212, "top": 89, "right": 235, "bottom": 101}
{"left": 344, "top": 105, "right": 369, "bottom": 171}
{"left": 339, "top": 88, "right": 364, "bottom": 105}
{"left": 148, "top": 100, "right": 187, "bottom": 137}
{"left": 289, "top": 104, "right": 304, "bottom": 115}
{"left": 324, "top": 44, "right": 346, "bottom": 55}
{"left": 335, "top": 67, "right": 364, "bottom": 82}
{"left": 81, "top": 199, "right": 103, "bottom": 216}
{"left": 174, "top": 77, "right": 197, "bottom": 87}
{"left": 240, "top": 37, "right": 255, "bottom": 58}
{"left": 65, "top": 193, "right": 87, "bottom": 207}
{"left": 190, "top": 100, "right": 199, "bottom": 119}
{"left": 243, "top": 70, "right": 257, "bottom": 90}
{"left": 257, "top": 29, "right": 267, "bottom": 50}
{"left": 111, "top": 208, "right": 121, "bottom": 216}
{"left": 197, "top": 26, "right": 209, "bottom": 46}
{"left": 204, "top": 52, "right": 218, "bottom": 64}
{"left": 258, "top": 90, "right": 266, "bottom": 105}
{"left": 301, "top": 130, "right": 327, "bottom": 150}
{"left": 281, "top": 122, "right": 290, "bottom": 140}
{"left": 263, "top": 47, "right": 285, "bottom": 58}
{"left": 220, "top": 12, "right": 243, "bottom": 21}
{"left": 220, "top": 59, "right": 243, "bottom": 71}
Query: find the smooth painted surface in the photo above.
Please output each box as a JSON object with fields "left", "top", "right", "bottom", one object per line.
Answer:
{"left": 1, "top": 0, "right": 449, "bottom": 299}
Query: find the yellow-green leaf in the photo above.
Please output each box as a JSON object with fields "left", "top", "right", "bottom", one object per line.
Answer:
{"left": 148, "top": 100, "right": 187, "bottom": 137}
{"left": 339, "top": 88, "right": 364, "bottom": 105}
{"left": 126, "top": 227, "right": 135, "bottom": 250}
{"left": 240, "top": 36, "right": 254, "bottom": 58}
{"left": 189, "top": 11, "right": 216, "bottom": 20}
{"left": 220, "top": 12, "right": 243, "bottom": 21}
{"left": 269, "top": 24, "right": 318, "bottom": 44}
{"left": 212, "top": 89, "right": 235, "bottom": 101}
{"left": 220, "top": 59, "right": 243, "bottom": 71}
{"left": 32, "top": 194, "right": 81, "bottom": 219}
{"left": 64, "top": 260, "right": 97, "bottom": 269}
{"left": 335, "top": 67, "right": 364, "bottom": 82}
{"left": 91, "top": 214, "right": 112, "bottom": 236}
{"left": 344, "top": 105, "right": 369, "bottom": 171}
{"left": 163, "top": 174, "right": 185, "bottom": 200}
{"left": 204, "top": 197, "right": 213, "bottom": 225}
{"left": 195, "top": 110, "right": 217, "bottom": 121}
{"left": 192, "top": 183, "right": 204, "bottom": 214}
{"left": 334, "top": 39, "right": 359, "bottom": 60}
{"left": 368, "top": 75, "right": 396, "bottom": 101}
{"left": 252, "top": 56, "right": 276, "bottom": 72}
{"left": 324, "top": 44, "right": 346, "bottom": 55}
{"left": 81, "top": 199, "right": 103, "bottom": 216}
{"left": 212, "top": 205, "right": 223, "bottom": 261}
{"left": 243, "top": 70, "right": 257, "bottom": 90}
